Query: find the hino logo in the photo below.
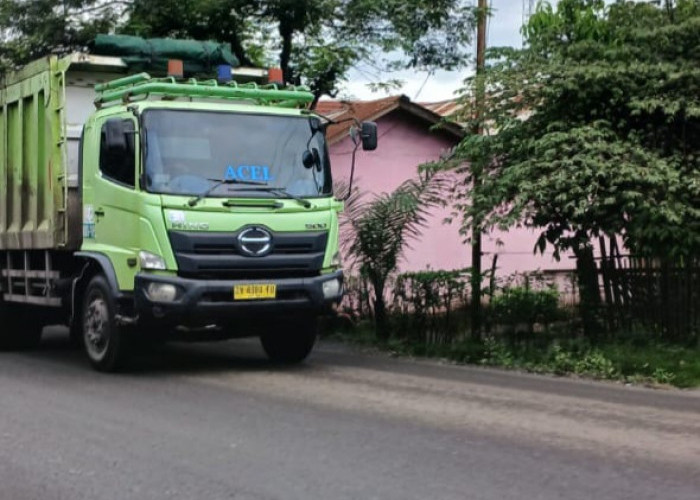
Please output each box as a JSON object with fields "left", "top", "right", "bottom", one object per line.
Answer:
{"left": 238, "top": 227, "right": 272, "bottom": 257}
{"left": 172, "top": 221, "right": 209, "bottom": 231}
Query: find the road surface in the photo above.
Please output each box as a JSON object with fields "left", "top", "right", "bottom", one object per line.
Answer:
{"left": 1, "top": 328, "right": 699, "bottom": 500}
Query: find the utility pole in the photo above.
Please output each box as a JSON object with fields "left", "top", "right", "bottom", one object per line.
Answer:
{"left": 522, "top": 0, "right": 535, "bottom": 30}
{"left": 471, "top": 0, "right": 487, "bottom": 340}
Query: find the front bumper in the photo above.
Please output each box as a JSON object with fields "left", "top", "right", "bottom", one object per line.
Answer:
{"left": 134, "top": 271, "right": 343, "bottom": 327}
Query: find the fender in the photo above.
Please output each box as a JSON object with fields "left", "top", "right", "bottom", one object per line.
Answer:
{"left": 74, "top": 251, "right": 122, "bottom": 297}
{"left": 70, "top": 252, "right": 134, "bottom": 330}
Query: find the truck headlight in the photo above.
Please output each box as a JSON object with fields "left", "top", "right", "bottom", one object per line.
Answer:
{"left": 139, "top": 251, "right": 166, "bottom": 270}
{"left": 146, "top": 283, "right": 179, "bottom": 302}
{"left": 322, "top": 278, "right": 342, "bottom": 299}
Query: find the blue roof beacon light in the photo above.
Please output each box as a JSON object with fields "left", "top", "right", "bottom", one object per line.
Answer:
{"left": 217, "top": 64, "right": 233, "bottom": 83}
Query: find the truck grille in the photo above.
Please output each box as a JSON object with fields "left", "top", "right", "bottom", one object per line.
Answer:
{"left": 168, "top": 230, "right": 328, "bottom": 279}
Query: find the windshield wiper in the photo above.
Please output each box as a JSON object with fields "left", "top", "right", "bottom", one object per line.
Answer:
{"left": 188, "top": 178, "right": 266, "bottom": 207}
{"left": 234, "top": 186, "right": 313, "bottom": 209}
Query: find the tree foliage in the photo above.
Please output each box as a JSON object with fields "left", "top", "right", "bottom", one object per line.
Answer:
{"left": 1, "top": 1, "right": 475, "bottom": 104}
{"left": 0, "top": 0, "right": 122, "bottom": 71}
{"left": 443, "top": 0, "right": 700, "bottom": 260}
{"left": 122, "top": 0, "right": 476, "bottom": 105}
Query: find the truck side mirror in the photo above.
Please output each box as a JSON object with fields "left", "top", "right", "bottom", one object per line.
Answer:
{"left": 104, "top": 118, "right": 127, "bottom": 152}
{"left": 360, "top": 121, "right": 377, "bottom": 151}
{"left": 343, "top": 121, "right": 378, "bottom": 201}
{"left": 302, "top": 150, "right": 315, "bottom": 169}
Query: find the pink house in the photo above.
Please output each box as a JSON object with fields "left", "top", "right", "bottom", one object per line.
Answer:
{"left": 319, "top": 95, "right": 576, "bottom": 282}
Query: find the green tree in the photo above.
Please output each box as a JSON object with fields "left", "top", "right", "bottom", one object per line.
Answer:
{"left": 0, "top": 0, "right": 121, "bottom": 71}
{"left": 122, "top": 0, "right": 476, "bottom": 106}
{"left": 341, "top": 172, "right": 446, "bottom": 339}
{"left": 439, "top": 0, "right": 700, "bottom": 334}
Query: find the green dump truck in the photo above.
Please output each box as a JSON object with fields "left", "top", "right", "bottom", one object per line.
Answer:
{"left": 0, "top": 51, "right": 376, "bottom": 371}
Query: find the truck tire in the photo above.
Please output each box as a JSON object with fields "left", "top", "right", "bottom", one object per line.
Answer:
{"left": 260, "top": 316, "right": 317, "bottom": 364}
{"left": 0, "top": 298, "right": 43, "bottom": 350}
{"left": 81, "top": 275, "right": 130, "bottom": 372}
{"left": 69, "top": 319, "right": 83, "bottom": 349}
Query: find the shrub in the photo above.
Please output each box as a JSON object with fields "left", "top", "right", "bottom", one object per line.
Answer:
{"left": 491, "top": 286, "right": 560, "bottom": 334}
{"left": 392, "top": 269, "right": 470, "bottom": 343}
{"left": 574, "top": 350, "right": 618, "bottom": 379}
{"left": 480, "top": 336, "right": 515, "bottom": 367}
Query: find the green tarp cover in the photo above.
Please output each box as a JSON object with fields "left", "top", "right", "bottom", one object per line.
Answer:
{"left": 91, "top": 34, "right": 240, "bottom": 74}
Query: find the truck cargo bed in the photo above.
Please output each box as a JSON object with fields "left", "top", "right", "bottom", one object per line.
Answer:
{"left": 0, "top": 54, "right": 127, "bottom": 251}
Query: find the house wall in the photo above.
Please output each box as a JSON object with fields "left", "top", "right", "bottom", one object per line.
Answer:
{"left": 330, "top": 110, "right": 575, "bottom": 278}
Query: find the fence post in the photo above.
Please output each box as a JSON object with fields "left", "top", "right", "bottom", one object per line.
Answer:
{"left": 598, "top": 236, "right": 615, "bottom": 333}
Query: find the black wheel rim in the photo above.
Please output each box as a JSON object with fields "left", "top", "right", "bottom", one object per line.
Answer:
{"left": 84, "top": 293, "right": 110, "bottom": 362}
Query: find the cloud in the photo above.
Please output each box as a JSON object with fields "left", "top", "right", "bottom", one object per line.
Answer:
{"left": 339, "top": 69, "right": 466, "bottom": 102}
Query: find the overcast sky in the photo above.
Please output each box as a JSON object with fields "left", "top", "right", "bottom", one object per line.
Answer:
{"left": 338, "top": 0, "right": 528, "bottom": 102}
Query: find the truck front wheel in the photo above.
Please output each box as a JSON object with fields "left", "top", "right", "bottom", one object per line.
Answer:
{"left": 260, "top": 316, "right": 318, "bottom": 364}
{"left": 81, "top": 275, "right": 130, "bottom": 372}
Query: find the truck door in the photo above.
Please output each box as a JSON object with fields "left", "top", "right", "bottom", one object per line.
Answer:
{"left": 82, "top": 115, "right": 142, "bottom": 291}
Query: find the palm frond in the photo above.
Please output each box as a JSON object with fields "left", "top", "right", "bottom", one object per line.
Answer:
{"left": 342, "top": 171, "right": 448, "bottom": 276}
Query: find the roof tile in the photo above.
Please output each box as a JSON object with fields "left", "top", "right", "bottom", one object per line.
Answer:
{"left": 317, "top": 96, "right": 402, "bottom": 144}
{"left": 315, "top": 95, "right": 464, "bottom": 144}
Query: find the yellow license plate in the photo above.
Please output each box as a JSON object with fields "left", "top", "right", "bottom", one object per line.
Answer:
{"left": 233, "top": 284, "right": 277, "bottom": 300}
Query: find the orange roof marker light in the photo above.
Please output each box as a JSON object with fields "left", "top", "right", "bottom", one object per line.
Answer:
{"left": 268, "top": 67, "right": 284, "bottom": 86}
{"left": 167, "top": 59, "right": 184, "bottom": 78}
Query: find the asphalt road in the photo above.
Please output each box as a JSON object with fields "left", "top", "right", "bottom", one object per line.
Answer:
{"left": 1, "top": 328, "right": 699, "bottom": 500}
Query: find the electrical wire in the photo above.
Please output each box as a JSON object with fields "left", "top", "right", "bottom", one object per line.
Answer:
{"left": 413, "top": 71, "right": 433, "bottom": 100}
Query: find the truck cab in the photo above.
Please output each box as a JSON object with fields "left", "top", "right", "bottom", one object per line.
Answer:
{"left": 0, "top": 53, "right": 376, "bottom": 371}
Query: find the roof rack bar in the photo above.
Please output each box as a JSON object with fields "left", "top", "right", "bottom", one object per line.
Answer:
{"left": 94, "top": 73, "right": 151, "bottom": 92}
{"left": 94, "top": 79, "right": 314, "bottom": 107}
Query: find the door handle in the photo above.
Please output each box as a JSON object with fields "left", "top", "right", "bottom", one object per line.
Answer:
{"left": 94, "top": 208, "right": 105, "bottom": 217}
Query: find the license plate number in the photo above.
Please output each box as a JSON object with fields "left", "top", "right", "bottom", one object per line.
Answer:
{"left": 233, "top": 284, "right": 277, "bottom": 300}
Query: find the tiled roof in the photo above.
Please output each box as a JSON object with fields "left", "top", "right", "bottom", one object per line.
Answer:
{"left": 420, "top": 99, "right": 463, "bottom": 117}
{"left": 314, "top": 100, "right": 349, "bottom": 116}
{"left": 316, "top": 95, "right": 464, "bottom": 145}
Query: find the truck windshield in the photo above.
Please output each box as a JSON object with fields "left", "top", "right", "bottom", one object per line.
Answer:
{"left": 142, "top": 110, "right": 332, "bottom": 198}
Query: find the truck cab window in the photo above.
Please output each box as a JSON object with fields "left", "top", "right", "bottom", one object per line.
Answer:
{"left": 99, "top": 120, "right": 136, "bottom": 187}
{"left": 142, "top": 110, "right": 332, "bottom": 198}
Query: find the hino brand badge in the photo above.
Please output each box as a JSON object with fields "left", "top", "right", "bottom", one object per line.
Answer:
{"left": 238, "top": 227, "right": 273, "bottom": 257}
{"left": 168, "top": 210, "right": 209, "bottom": 230}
